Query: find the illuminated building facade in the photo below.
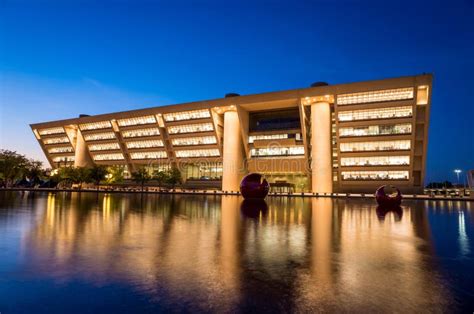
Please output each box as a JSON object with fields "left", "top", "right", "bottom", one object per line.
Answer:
{"left": 31, "top": 74, "right": 431, "bottom": 193}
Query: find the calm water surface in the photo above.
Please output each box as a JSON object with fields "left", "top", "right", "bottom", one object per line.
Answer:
{"left": 0, "top": 191, "right": 473, "bottom": 313}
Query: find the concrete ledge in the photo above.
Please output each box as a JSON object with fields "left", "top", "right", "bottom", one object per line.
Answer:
{"left": 2, "top": 187, "right": 473, "bottom": 202}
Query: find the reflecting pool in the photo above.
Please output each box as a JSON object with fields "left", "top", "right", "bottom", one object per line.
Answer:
{"left": 0, "top": 191, "right": 473, "bottom": 312}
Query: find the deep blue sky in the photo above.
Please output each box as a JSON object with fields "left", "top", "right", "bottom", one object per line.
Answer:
{"left": 0, "top": 0, "right": 473, "bottom": 183}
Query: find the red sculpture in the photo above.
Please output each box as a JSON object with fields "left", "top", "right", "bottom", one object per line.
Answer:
{"left": 240, "top": 173, "right": 270, "bottom": 199}
{"left": 375, "top": 185, "right": 402, "bottom": 207}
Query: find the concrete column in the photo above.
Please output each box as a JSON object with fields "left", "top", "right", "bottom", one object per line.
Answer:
{"left": 222, "top": 110, "right": 244, "bottom": 192}
{"left": 74, "top": 129, "right": 94, "bottom": 168}
{"left": 311, "top": 101, "right": 333, "bottom": 193}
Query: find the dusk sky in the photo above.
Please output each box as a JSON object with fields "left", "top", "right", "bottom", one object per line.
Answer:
{"left": 0, "top": 0, "right": 472, "bottom": 183}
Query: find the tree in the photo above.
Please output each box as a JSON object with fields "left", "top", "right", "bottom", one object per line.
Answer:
{"left": 89, "top": 165, "right": 108, "bottom": 189}
{"left": 25, "top": 160, "right": 45, "bottom": 186}
{"left": 0, "top": 150, "right": 29, "bottom": 186}
{"left": 131, "top": 167, "right": 151, "bottom": 191}
{"left": 56, "top": 166, "right": 91, "bottom": 189}
{"left": 107, "top": 166, "right": 125, "bottom": 184}
{"left": 165, "top": 167, "right": 182, "bottom": 189}
{"left": 153, "top": 170, "right": 168, "bottom": 187}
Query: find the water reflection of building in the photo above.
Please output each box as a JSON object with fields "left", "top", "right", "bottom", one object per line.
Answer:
{"left": 22, "top": 193, "right": 460, "bottom": 311}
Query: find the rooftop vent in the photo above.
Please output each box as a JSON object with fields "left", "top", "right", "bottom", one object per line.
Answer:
{"left": 79, "top": 114, "right": 90, "bottom": 118}
{"left": 225, "top": 93, "right": 240, "bottom": 98}
{"left": 310, "top": 82, "right": 329, "bottom": 87}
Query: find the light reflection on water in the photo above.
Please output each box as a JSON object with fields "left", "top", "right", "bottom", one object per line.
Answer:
{"left": 0, "top": 191, "right": 472, "bottom": 312}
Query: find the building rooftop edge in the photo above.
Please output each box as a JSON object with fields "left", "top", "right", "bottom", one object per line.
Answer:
{"left": 30, "top": 73, "right": 433, "bottom": 128}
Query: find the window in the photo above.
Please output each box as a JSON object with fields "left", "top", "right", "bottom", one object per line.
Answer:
{"left": 249, "top": 134, "right": 288, "bottom": 143}
{"left": 337, "top": 87, "right": 414, "bottom": 105}
{"left": 175, "top": 149, "right": 220, "bottom": 158}
{"left": 52, "top": 156, "right": 75, "bottom": 163}
{"left": 88, "top": 143, "right": 121, "bottom": 151}
{"left": 125, "top": 140, "right": 164, "bottom": 149}
{"left": 38, "top": 127, "right": 65, "bottom": 135}
{"left": 338, "top": 106, "right": 412, "bottom": 122}
{"left": 83, "top": 132, "right": 116, "bottom": 141}
{"left": 48, "top": 147, "right": 73, "bottom": 154}
{"left": 163, "top": 109, "right": 211, "bottom": 122}
{"left": 339, "top": 123, "right": 412, "bottom": 137}
{"left": 250, "top": 146, "right": 305, "bottom": 157}
{"left": 79, "top": 121, "right": 112, "bottom": 130}
{"left": 171, "top": 136, "right": 217, "bottom": 146}
{"left": 130, "top": 151, "right": 167, "bottom": 159}
{"left": 93, "top": 153, "right": 125, "bottom": 161}
{"left": 121, "top": 127, "right": 160, "bottom": 138}
{"left": 167, "top": 123, "right": 213, "bottom": 134}
{"left": 339, "top": 140, "right": 411, "bottom": 152}
{"left": 43, "top": 136, "right": 70, "bottom": 145}
{"left": 184, "top": 162, "right": 223, "bottom": 181}
{"left": 341, "top": 156, "right": 410, "bottom": 166}
{"left": 117, "top": 115, "right": 156, "bottom": 127}
{"left": 341, "top": 171, "right": 409, "bottom": 180}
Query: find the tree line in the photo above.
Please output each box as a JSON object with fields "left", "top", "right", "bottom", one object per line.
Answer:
{"left": 0, "top": 149, "right": 181, "bottom": 190}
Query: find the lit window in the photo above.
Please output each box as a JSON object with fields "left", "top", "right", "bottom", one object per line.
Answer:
{"left": 167, "top": 123, "right": 213, "bottom": 134}
{"left": 38, "top": 127, "right": 65, "bottom": 135}
{"left": 175, "top": 149, "right": 220, "bottom": 158}
{"left": 125, "top": 140, "right": 164, "bottom": 149}
{"left": 79, "top": 121, "right": 112, "bottom": 130}
{"left": 248, "top": 134, "right": 288, "bottom": 143}
{"left": 117, "top": 115, "right": 156, "bottom": 127}
{"left": 339, "top": 140, "right": 411, "bottom": 152}
{"left": 337, "top": 87, "right": 414, "bottom": 105}
{"left": 121, "top": 127, "right": 160, "bottom": 138}
{"left": 341, "top": 156, "right": 410, "bottom": 166}
{"left": 164, "top": 109, "right": 211, "bottom": 122}
{"left": 339, "top": 123, "right": 412, "bottom": 137}
{"left": 417, "top": 85, "right": 429, "bottom": 105}
{"left": 338, "top": 106, "right": 412, "bottom": 122}
{"left": 43, "top": 136, "right": 70, "bottom": 145}
{"left": 171, "top": 136, "right": 217, "bottom": 146}
{"left": 51, "top": 156, "right": 75, "bottom": 163}
{"left": 88, "top": 143, "right": 121, "bottom": 151}
{"left": 250, "top": 146, "right": 305, "bottom": 157}
{"left": 341, "top": 171, "right": 409, "bottom": 180}
{"left": 48, "top": 147, "right": 73, "bottom": 154}
{"left": 130, "top": 151, "right": 167, "bottom": 159}
{"left": 83, "top": 132, "right": 116, "bottom": 141}
{"left": 93, "top": 153, "right": 125, "bottom": 161}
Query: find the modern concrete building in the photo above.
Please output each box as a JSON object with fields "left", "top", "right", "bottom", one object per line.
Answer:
{"left": 30, "top": 74, "right": 432, "bottom": 193}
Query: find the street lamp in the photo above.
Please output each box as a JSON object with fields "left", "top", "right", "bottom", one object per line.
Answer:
{"left": 454, "top": 169, "right": 462, "bottom": 185}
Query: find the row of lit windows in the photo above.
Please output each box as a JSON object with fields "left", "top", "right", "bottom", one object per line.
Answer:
{"left": 250, "top": 146, "right": 305, "bottom": 157}
{"left": 79, "top": 121, "right": 112, "bottom": 131}
{"left": 339, "top": 140, "right": 411, "bottom": 152}
{"left": 340, "top": 156, "right": 410, "bottom": 167}
{"left": 163, "top": 109, "right": 211, "bottom": 122}
{"left": 341, "top": 171, "right": 409, "bottom": 180}
{"left": 249, "top": 134, "right": 288, "bottom": 143}
{"left": 175, "top": 149, "right": 220, "bottom": 158}
{"left": 117, "top": 115, "right": 156, "bottom": 127}
{"left": 83, "top": 132, "right": 116, "bottom": 141}
{"left": 125, "top": 140, "right": 164, "bottom": 149}
{"left": 38, "top": 127, "right": 65, "bottom": 135}
{"left": 167, "top": 123, "right": 214, "bottom": 134}
{"left": 339, "top": 123, "right": 412, "bottom": 137}
{"left": 88, "top": 143, "right": 121, "bottom": 151}
{"left": 93, "top": 153, "right": 125, "bottom": 161}
{"left": 130, "top": 151, "right": 167, "bottom": 160}
{"left": 48, "top": 147, "right": 73, "bottom": 154}
{"left": 52, "top": 156, "right": 75, "bottom": 163}
{"left": 121, "top": 127, "right": 160, "bottom": 138}
{"left": 337, "top": 87, "right": 414, "bottom": 105}
{"left": 338, "top": 106, "right": 412, "bottom": 122}
{"left": 43, "top": 136, "right": 70, "bottom": 145}
{"left": 171, "top": 136, "right": 217, "bottom": 146}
